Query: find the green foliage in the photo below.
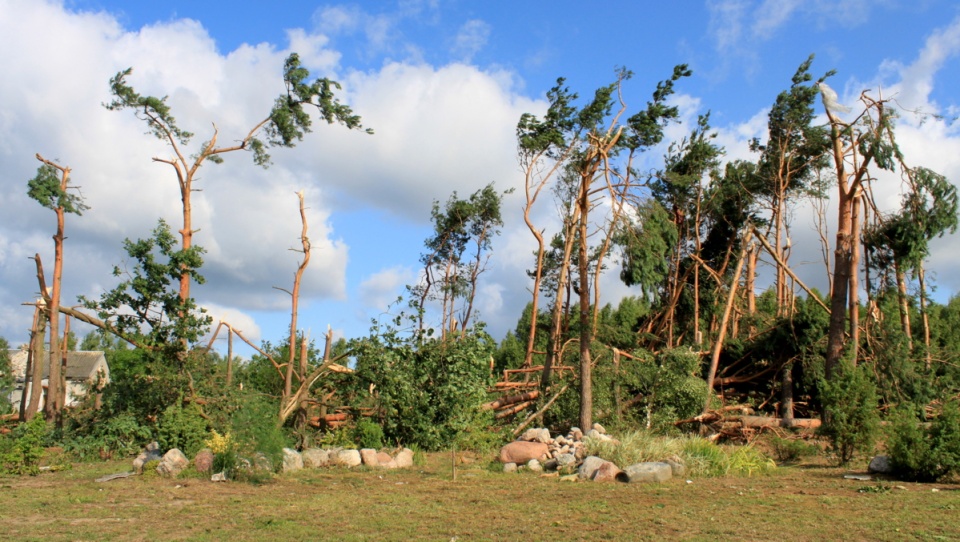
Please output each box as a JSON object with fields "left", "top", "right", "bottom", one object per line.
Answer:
{"left": 0, "top": 416, "right": 49, "bottom": 475}
{"left": 81, "top": 219, "right": 212, "bottom": 360}
{"left": 353, "top": 417, "right": 385, "bottom": 450}
{"left": 27, "top": 163, "right": 89, "bottom": 215}
{"left": 157, "top": 402, "right": 209, "bottom": 457}
{"left": 623, "top": 347, "right": 708, "bottom": 431}
{"left": 227, "top": 392, "right": 290, "bottom": 470}
{"left": 617, "top": 200, "right": 677, "bottom": 301}
{"left": 887, "top": 400, "right": 960, "bottom": 482}
{"left": 767, "top": 435, "right": 819, "bottom": 463}
{"left": 62, "top": 412, "right": 152, "bottom": 460}
{"left": 818, "top": 362, "right": 880, "bottom": 465}
{"left": 0, "top": 338, "right": 12, "bottom": 415}
{"left": 351, "top": 325, "right": 495, "bottom": 451}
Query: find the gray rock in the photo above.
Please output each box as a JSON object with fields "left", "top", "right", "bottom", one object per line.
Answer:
{"left": 336, "top": 449, "right": 362, "bottom": 467}
{"left": 526, "top": 459, "right": 543, "bottom": 473}
{"left": 585, "top": 429, "right": 601, "bottom": 440}
{"left": 211, "top": 471, "right": 227, "bottom": 482}
{"left": 556, "top": 453, "right": 577, "bottom": 469}
{"left": 868, "top": 455, "right": 893, "bottom": 474}
{"left": 302, "top": 448, "right": 329, "bottom": 468}
{"left": 543, "top": 458, "right": 559, "bottom": 471}
{"left": 578, "top": 456, "right": 606, "bottom": 480}
{"left": 132, "top": 442, "right": 164, "bottom": 474}
{"left": 664, "top": 457, "right": 686, "bottom": 477}
{"left": 394, "top": 448, "right": 414, "bottom": 468}
{"left": 282, "top": 448, "right": 303, "bottom": 473}
{"left": 503, "top": 462, "right": 518, "bottom": 473}
{"left": 617, "top": 462, "right": 673, "bottom": 483}
{"left": 360, "top": 448, "right": 379, "bottom": 466}
{"left": 156, "top": 449, "right": 189, "bottom": 478}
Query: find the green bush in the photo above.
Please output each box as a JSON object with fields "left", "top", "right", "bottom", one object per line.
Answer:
{"left": 157, "top": 402, "right": 209, "bottom": 457}
{"left": 818, "top": 362, "right": 880, "bottom": 465}
{"left": 353, "top": 417, "right": 385, "bottom": 449}
{"left": 228, "top": 392, "right": 290, "bottom": 470}
{"left": 63, "top": 412, "right": 152, "bottom": 460}
{"left": 1, "top": 416, "right": 49, "bottom": 475}
{"left": 768, "top": 435, "right": 818, "bottom": 463}
{"left": 887, "top": 400, "right": 960, "bottom": 482}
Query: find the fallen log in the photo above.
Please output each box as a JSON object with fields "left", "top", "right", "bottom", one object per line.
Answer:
{"left": 495, "top": 401, "right": 535, "bottom": 419}
{"left": 738, "top": 416, "right": 821, "bottom": 429}
{"left": 482, "top": 390, "right": 539, "bottom": 411}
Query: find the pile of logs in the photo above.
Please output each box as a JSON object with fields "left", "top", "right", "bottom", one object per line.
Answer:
{"left": 482, "top": 390, "right": 540, "bottom": 419}
{"left": 676, "top": 405, "right": 821, "bottom": 442}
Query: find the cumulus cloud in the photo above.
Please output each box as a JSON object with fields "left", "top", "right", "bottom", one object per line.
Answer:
{"left": 453, "top": 19, "right": 491, "bottom": 62}
{"left": 359, "top": 266, "right": 415, "bottom": 310}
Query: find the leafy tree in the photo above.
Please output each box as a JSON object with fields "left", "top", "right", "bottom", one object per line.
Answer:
{"left": 105, "top": 53, "right": 371, "bottom": 304}
{"left": 26, "top": 155, "right": 88, "bottom": 423}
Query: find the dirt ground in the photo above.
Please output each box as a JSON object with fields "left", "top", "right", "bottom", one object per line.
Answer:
{"left": 1, "top": 453, "right": 958, "bottom": 541}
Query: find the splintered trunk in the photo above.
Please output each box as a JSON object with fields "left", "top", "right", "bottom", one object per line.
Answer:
{"left": 895, "top": 261, "right": 913, "bottom": 352}
{"left": 746, "top": 244, "right": 758, "bottom": 333}
{"left": 577, "top": 180, "right": 593, "bottom": 431}
{"left": 848, "top": 193, "right": 861, "bottom": 364}
{"left": 825, "top": 190, "right": 854, "bottom": 380}
{"left": 918, "top": 265, "right": 932, "bottom": 369}
{"left": 781, "top": 362, "right": 794, "bottom": 422}
{"left": 44, "top": 204, "right": 67, "bottom": 423}
{"left": 26, "top": 310, "right": 47, "bottom": 420}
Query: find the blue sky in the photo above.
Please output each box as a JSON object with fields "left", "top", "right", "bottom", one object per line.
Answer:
{"left": 2, "top": 1, "right": 960, "bottom": 357}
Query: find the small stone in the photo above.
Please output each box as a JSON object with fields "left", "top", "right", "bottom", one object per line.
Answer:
{"left": 585, "top": 429, "right": 601, "bottom": 440}
{"left": 360, "top": 448, "right": 379, "bottom": 466}
{"left": 569, "top": 428, "right": 583, "bottom": 441}
{"left": 336, "top": 449, "right": 362, "bottom": 467}
{"left": 282, "top": 448, "right": 303, "bottom": 473}
{"left": 591, "top": 423, "right": 606, "bottom": 435}
{"left": 156, "top": 449, "right": 189, "bottom": 478}
{"left": 394, "top": 448, "right": 414, "bottom": 468}
{"left": 302, "top": 448, "right": 329, "bottom": 468}
{"left": 664, "top": 457, "right": 686, "bottom": 477}
{"left": 527, "top": 459, "right": 543, "bottom": 473}
{"left": 868, "top": 455, "right": 893, "bottom": 474}
{"left": 560, "top": 474, "right": 579, "bottom": 482}
{"left": 503, "top": 462, "right": 518, "bottom": 473}
{"left": 211, "top": 472, "right": 227, "bottom": 482}
{"left": 193, "top": 448, "right": 214, "bottom": 474}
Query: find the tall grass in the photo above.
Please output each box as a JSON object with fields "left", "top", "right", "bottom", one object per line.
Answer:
{"left": 585, "top": 430, "right": 776, "bottom": 477}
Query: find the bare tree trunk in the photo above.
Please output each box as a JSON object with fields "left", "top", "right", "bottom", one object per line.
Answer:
{"left": 703, "top": 232, "right": 750, "bottom": 414}
{"left": 281, "top": 191, "right": 311, "bottom": 418}
{"left": 895, "top": 262, "right": 913, "bottom": 352}
{"left": 20, "top": 304, "right": 41, "bottom": 421}
{"left": 27, "top": 309, "right": 47, "bottom": 420}
{"left": 849, "top": 193, "right": 861, "bottom": 365}
{"left": 918, "top": 265, "right": 932, "bottom": 369}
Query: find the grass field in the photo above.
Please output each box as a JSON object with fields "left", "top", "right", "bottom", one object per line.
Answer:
{"left": 1, "top": 453, "right": 958, "bottom": 541}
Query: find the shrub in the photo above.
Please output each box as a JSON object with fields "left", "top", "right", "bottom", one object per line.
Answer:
{"left": 0, "top": 416, "right": 49, "bottom": 475}
{"left": 228, "top": 393, "right": 290, "bottom": 470}
{"left": 62, "top": 412, "right": 152, "bottom": 460}
{"left": 157, "top": 402, "right": 209, "bottom": 457}
{"left": 887, "top": 400, "right": 960, "bottom": 482}
{"left": 353, "top": 417, "right": 384, "bottom": 449}
{"left": 818, "top": 362, "right": 880, "bottom": 465}
{"left": 768, "top": 435, "right": 818, "bottom": 463}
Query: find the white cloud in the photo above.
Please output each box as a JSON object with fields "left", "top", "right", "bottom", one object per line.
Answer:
{"left": 359, "top": 266, "right": 415, "bottom": 310}
{"left": 453, "top": 19, "right": 491, "bottom": 62}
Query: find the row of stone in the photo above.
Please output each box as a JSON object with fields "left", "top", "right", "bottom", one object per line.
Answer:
{"left": 132, "top": 442, "right": 415, "bottom": 479}
{"left": 504, "top": 454, "right": 685, "bottom": 483}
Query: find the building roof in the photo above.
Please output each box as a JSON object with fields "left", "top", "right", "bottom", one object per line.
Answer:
{"left": 5, "top": 349, "right": 108, "bottom": 381}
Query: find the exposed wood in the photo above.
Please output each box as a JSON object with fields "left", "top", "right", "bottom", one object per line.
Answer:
{"left": 495, "top": 401, "right": 535, "bottom": 419}
{"left": 481, "top": 390, "right": 540, "bottom": 411}
{"left": 512, "top": 384, "right": 570, "bottom": 437}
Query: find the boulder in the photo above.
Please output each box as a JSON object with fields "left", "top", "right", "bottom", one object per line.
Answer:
{"left": 591, "top": 423, "right": 607, "bottom": 435}
{"left": 578, "top": 456, "right": 607, "bottom": 480}
{"left": 617, "top": 462, "right": 673, "bottom": 483}
{"left": 282, "top": 448, "right": 303, "bottom": 473}
{"left": 336, "top": 449, "right": 362, "bottom": 467}
{"left": 211, "top": 471, "right": 227, "bottom": 482}
{"left": 302, "top": 448, "right": 329, "bottom": 468}
{"left": 591, "top": 460, "right": 622, "bottom": 482}
{"left": 360, "top": 448, "right": 379, "bottom": 467}
{"left": 376, "top": 452, "right": 394, "bottom": 466}
{"left": 665, "top": 457, "right": 686, "bottom": 478}
{"left": 394, "top": 448, "right": 414, "bottom": 468}
{"left": 156, "top": 449, "right": 189, "bottom": 478}
{"left": 526, "top": 459, "right": 543, "bottom": 473}
{"left": 556, "top": 453, "right": 578, "bottom": 471}
{"left": 132, "top": 442, "right": 163, "bottom": 474}
{"left": 499, "top": 441, "right": 549, "bottom": 464}
{"left": 503, "top": 462, "right": 518, "bottom": 473}
{"left": 868, "top": 455, "right": 894, "bottom": 474}
{"left": 520, "top": 428, "right": 551, "bottom": 443}
{"left": 193, "top": 448, "right": 215, "bottom": 474}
